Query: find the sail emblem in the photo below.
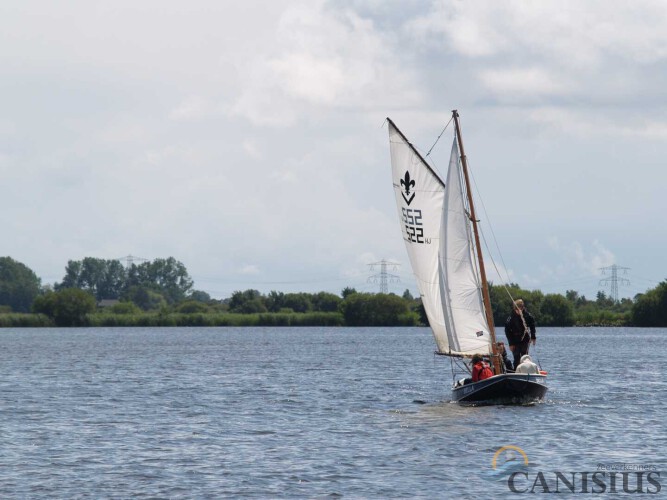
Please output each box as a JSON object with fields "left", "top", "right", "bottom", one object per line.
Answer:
{"left": 400, "top": 171, "right": 416, "bottom": 205}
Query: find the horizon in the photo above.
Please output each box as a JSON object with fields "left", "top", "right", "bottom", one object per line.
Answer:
{"left": 20, "top": 253, "right": 651, "bottom": 302}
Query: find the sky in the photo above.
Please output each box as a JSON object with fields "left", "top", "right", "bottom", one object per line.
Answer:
{"left": 1, "top": 0, "right": 666, "bottom": 300}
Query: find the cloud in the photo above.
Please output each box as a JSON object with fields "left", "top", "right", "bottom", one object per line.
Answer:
{"left": 406, "top": 0, "right": 667, "bottom": 114}
{"left": 547, "top": 237, "right": 615, "bottom": 276}
{"left": 237, "top": 264, "right": 261, "bottom": 275}
{"left": 478, "top": 67, "right": 571, "bottom": 101}
{"left": 242, "top": 139, "right": 263, "bottom": 160}
{"left": 530, "top": 107, "right": 667, "bottom": 139}
{"left": 169, "top": 96, "right": 213, "bottom": 121}
{"left": 2, "top": 0, "right": 667, "bottom": 301}
{"left": 411, "top": 1, "right": 667, "bottom": 65}
{"left": 231, "top": 1, "right": 422, "bottom": 125}
{"left": 486, "top": 261, "right": 516, "bottom": 287}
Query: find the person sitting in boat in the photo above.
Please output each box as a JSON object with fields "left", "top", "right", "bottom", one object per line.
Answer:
{"left": 504, "top": 299, "right": 537, "bottom": 370}
{"left": 471, "top": 354, "right": 494, "bottom": 382}
{"left": 496, "top": 342, "right": 514, "bottom": 372}
{"left": 515, "top": 354, "right": 539, "bottom": 374}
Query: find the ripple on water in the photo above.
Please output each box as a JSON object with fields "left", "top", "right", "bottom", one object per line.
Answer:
{"left": 0, "top": 326, "right": 665, "bottom": 497}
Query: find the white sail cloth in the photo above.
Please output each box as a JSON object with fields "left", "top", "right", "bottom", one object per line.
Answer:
{"left": 388, "top": 120, "right": 491, "bottom": 356}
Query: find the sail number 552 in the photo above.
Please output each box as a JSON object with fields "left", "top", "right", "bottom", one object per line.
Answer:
{"left": 402, "top": 208, "right": 425, "bottom": 244}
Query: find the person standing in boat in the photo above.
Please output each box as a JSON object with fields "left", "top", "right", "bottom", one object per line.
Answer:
{"left": 504, "top": 299, "right": 536, "bottom": 370}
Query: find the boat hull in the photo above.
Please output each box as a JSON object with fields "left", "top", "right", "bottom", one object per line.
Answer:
{"left": 452, "top": 373, "right": 548, "bottom": 405}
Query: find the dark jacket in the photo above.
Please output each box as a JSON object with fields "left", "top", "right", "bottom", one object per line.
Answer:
{"left": 504, "top": 310, "right": 536, "bottom": 346}
{"left": 500, "top": 349, "right": 514, "bottom": 371}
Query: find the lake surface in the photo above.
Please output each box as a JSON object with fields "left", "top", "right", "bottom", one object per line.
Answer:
{"left": 0, "top": 327, "right": 665, "bottom": 497}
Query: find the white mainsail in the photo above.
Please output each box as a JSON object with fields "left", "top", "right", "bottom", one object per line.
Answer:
{"left": 388, "top": 119, "right": 491, "bottom": 357}
{"left": 439, "top": 137, "right": 492, "bottom": 355}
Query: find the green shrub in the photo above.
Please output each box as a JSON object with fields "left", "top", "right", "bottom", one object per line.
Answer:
{"left": 109, "top": 302, "right": 142, "bottom": 315}
{"left": 0, "top": 313, "right": 53, "bottom": 327}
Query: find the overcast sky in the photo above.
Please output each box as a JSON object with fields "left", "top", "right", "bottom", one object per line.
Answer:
{"left": 1, "top": 0, "right": 666, "bottom": 300}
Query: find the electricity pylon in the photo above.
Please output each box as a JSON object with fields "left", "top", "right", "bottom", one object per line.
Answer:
{"left": 117, "top": 255, "right": 149, "bottom": 268}
{"left": 599, "top": 264, "right": 630, "bottom": 302}
{"left": 368, "top": 259, "right": 400, "bottom": 294}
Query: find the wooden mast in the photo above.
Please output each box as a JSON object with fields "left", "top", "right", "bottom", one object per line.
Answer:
{"left": 452, "top": 110, "right": 501, "bottom": 375}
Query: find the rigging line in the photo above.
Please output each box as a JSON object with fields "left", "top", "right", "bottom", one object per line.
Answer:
{"left": 468, "top": 185, "right": 534, "bottom": 340}
{"left": 466, "top": 168, "right": 530, "bottom": 341}
{"left": 194, "top": 272, "right": 372, "bottom": 284}
{"left": 479, "top": 227, "right": 515, "bottom": 302}
{"left": 465, "top": 157, "right": 516, "bottom": 305}
{"left": 425, "top": 116, "right": 454, "bottom": 158}
{"left": 633, "top": 276, "right": 662, "bottom": 284}
{"left": 537, "top": 277, "right": 602, "bottom": 288}
{"left": 451, "top": 123, "right": 531, "bottom": 347}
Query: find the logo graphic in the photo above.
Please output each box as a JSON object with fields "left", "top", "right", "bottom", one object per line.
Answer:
{"left": 487, "top": 446, "right": 662, "bottom": 493}
{"left": 484, "top": 446, "right": 529, "bottom": 482}
{"left": 400, "top": 171, "right": 415, "bottom": 205}
{"left": 493, "top": 446, "right": 529, "bottom": 470}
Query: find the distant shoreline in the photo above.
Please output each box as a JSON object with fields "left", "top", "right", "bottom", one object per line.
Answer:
{"left": 0, "top": 312, "right": 639, "bottom": 328}
{"left": 0, "top": 312, "right": 347, "bottom": 328}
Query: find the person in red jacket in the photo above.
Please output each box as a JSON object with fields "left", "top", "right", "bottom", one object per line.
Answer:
{"left": 471, "top": 354, "right": 494, "bottom": 382}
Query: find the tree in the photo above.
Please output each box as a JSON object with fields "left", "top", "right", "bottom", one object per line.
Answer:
{"left": 540, "top": 294, "right": 575, "bottom": 326}
{"left": 109, "top": 302, "right": 142, "bottom": 315}
{"left": 33, "top": 288, "right": 96, "bottom": 326}
{"left": 32, "top": 291, "right": 57, "bottom": 318}
{"left": 415, "top": 299, "right": 428, "bottom": 326}
{"left": 228, "top": 290, "right": 267, "bottom": 313}
{"left": 176, "top": 300, "right": 209, "bottom": 314}
{"left": 339, "top": 293, "right": 415, "bottom": 326}
{"left": 341, "top": 287, "right": 357, "bottom": 299}
{"left": 0, "top": 257, "right": 42, "bottom": 312}
{"left": 265, "top": 291, "right": 285, "bottom": 312}
{"left": 631, "top": 281, "right": 667, "bottom": 326}
{"left": 283, "top": 293, "right": 312, "bottom": 313}
{"left": 57, "top": 257, "right": 126, "bottom": 300}
{"left": 489, "top": 283, "right": 522, "bottom": 326}
{"left": 126, "top": 257, "right": 193, "bottom": 304}
{"left": 312, "top": 292, "right": 341, "bottom": 312}
{"left": 122, "top": 286, "right": 167, "bottom": 311}
{"left": 188, "top": 290, "right": 211, "bottom": 303}
{"left": 488, "top": 283, "right": 544, "bottom": 326}
{"left": 596, "top": 290, "right": 615, "bottom": 308}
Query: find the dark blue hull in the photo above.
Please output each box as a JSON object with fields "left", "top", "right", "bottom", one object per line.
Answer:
{"left": 452, "top": 373, "right": 548, "bottom": 405}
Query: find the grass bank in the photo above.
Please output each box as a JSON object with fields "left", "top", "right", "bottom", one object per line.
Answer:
{"left": 0, "top": 314, "right": 54, "bottom": 327}
{"left": 86, "top": 311, "right": 345, "bottom": 327}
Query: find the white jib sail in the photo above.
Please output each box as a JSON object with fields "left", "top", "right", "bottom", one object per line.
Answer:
{"left": 439, "top": 138, "right": 491, "bottom": 356}
{"left": 388, "top": 119, "right": 491, "bottom": 356}
{"left": 388, "top": 120, "right": 448, "bottom": 353}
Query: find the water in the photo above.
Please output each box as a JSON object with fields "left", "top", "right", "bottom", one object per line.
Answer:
{"left": 0, "top": 327, "right": 665, "bottom": 497}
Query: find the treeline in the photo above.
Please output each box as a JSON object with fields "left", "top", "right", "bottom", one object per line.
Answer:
{"left": 1, "top": 255, "right": 667, "bottom": 327}
{"left": 488, "top": 283, "right": 634, "bottom": 327}
{"left": 0, "top": 255, "right": 422, "bottom": 327}
{"left": 0, "top": 286, "right": 420, "bottom": 328}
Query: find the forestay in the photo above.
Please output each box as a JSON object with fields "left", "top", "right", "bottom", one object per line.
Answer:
{"left": 388, "top": 119, "right": 491, "bottom": 357}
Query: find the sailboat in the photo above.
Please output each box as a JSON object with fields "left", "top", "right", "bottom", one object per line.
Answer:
{"left": 387, "top": 111, "right": 548, "bottom": 404}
